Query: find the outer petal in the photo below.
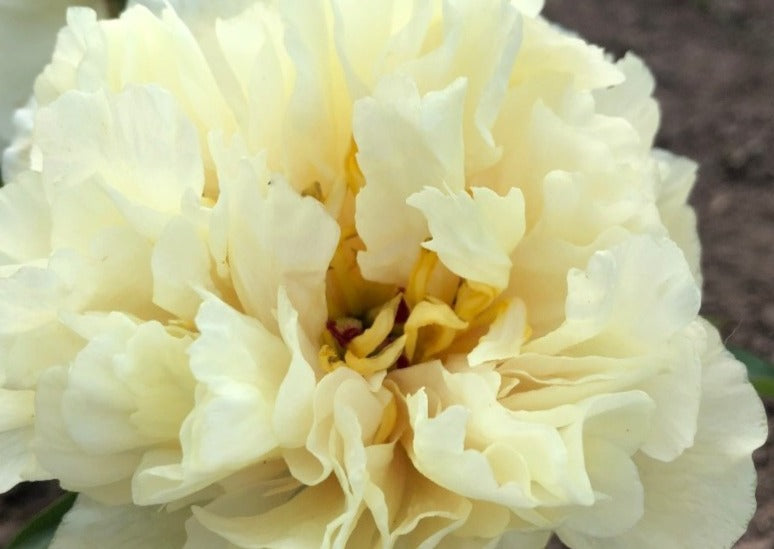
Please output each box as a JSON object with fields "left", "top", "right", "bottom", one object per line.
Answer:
{"left": 593, "top": 53, "right": 659, "bottom": 151}
{"left": 33, "top": 313, "right": 194, "bottom": 501}
{"left": 35, "top": 4, "right": 236, "bottom": 196}
{"left": 133, "top": 291, "right": 317, "bottom": 505}
{"left": 35, "top": 85, "right": 204, "bottom": 218}
{"left": 513, "top": 17, "right": 623, "bottom": 91}
{"left": 397, "top": 361, "right": 656, "bottom": 543}
{"left": 0, "top": 172, "right": 51, "bottom": 265}
{"left": 525, "top": 236, "right": 700, "bottom": 356}
{"left": 653, "top": 149, "right": 701, "bottom": 283}
{"left": 0, "top": 389, "right": 38, "bottom": 491}
{"left": 0, "top": 1, "right": 108, "bottom": 145}
{"left": 558, "top": 321, "right": 767, "bottom": 549}
{"left": 50, "top": 495, "right": 188, "bottom": 549}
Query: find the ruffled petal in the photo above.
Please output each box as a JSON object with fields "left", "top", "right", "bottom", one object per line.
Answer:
{"left": 558, "top": 321, "right": 767, "bottom": 549}
{"left": 0, "top": 1, "right": 108, "bottom": 145}
{"left": 354, "top": 75, "right": 467, "bottom": 284}
{"left": 407, "top": 185, "right": 525, "bottom": 289}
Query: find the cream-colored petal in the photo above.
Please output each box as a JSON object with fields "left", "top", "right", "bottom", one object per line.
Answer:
{"left": 35, "top": 366, "right": 139, "bottom": 496}
{"left": 407, "top": 185, "right": 525, "bottom": 289}
{"left": 0, "top": 426, "right": 39, "bottom": 492}
{"left": 354, "top": 75, "right": 467, "bottom": 284}
{"left": 151, "top": 215, "right": 216, "bottom": 321}
{"left": 526, "top": 236, "right": 700, "bottom": 356}
{"left": 36, "top": 5, "right": 236, "bottom": 197}
{"left": 0, "top": 387, "right": 40, "bottom": 491}
{"left": 331, "top": 0, "right": 433, "bottom": 97}
{"left": 653, "top": 149, "right": 701, "bottom": 283}
{"left": 35, "top": 85, "right": 203, "bottom": 214}
{"left": 495, "top": 530, "right": 551, "bottom": 549}
{"left": 593, "top": 53, "right": 659, "bottom": 151}
{"left": 278, "top": 0, "right": 352, "bottom": 203}
{"left": 0, "top": 171, "right": 51, "bottom": 264}
{"left": 193, "top": 477, "right": 346, "bottom": 549}
{"left": 214, "top": 2, "right": 290, "bottom": 166}
{"left": 401, "top": 0, "right": 524, "bottom": 173}
{"left": 272, "top": 287, "right": 319, "bottom": 448}
{"left": 558, "top": 321, "right": 767, "bottom": 549}
{"left": 468, "top": 298, "right": 529, "bottom": 366}
{"left": 513, "top": 17, "right": 623, "bottom": 91}
{"left": 223, "top": 172, "right": 339, "bottom": 339}
{"left": 33, "top": 313, "right": 194, "bottom": 500}
{"left": 184, "top": 295, "right": 288, "bottom": 474}
{"left": 49, "top": 495, "right": 188, "bottom": 549}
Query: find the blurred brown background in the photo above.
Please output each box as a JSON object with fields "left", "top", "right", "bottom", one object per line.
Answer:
{"left": 2, "top": 0, "right": 773, "bottom": 547}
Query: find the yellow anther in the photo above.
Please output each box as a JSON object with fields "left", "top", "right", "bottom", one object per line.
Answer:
{"left": 319, "top": 344, "right": 346, "bottom": 373}
{"left": 348, "top": 294, "right": 402, "bottom": 357}
{"left": 344, "top": 334, "right": 407, "bottom": 376}
{"left": 406, "top": 249, "right": 438, "bottom": 307}
{"left": 454, "top": 280, "right": 498, "bottom": 322}
{"left": 373, "top": 393, "right": 398, "bottom": 445}
{"left": 345, "top": 139, "right": 365, "bottom": 196}
{"left": 404, "top": 298, "right": 468, "bottom": 362}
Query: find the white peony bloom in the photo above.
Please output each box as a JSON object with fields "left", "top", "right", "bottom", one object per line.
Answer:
{"left": 0, "top": 1, "right": 766, "bottom": 548}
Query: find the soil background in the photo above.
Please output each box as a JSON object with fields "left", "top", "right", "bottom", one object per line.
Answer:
{"left": 1, "top": 0, "right": 772, "bottom": 547}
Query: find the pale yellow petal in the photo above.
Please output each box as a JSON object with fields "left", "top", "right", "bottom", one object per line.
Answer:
{"left": 354, "top": 75, "right": 467, "bottom": 284}
{"left": 407, "top": 186, "right": 525, "bottom": 289}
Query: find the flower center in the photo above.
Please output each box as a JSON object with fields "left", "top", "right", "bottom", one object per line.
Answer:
{"left": 319, "top": 244, "right": 501, "bottom": 377}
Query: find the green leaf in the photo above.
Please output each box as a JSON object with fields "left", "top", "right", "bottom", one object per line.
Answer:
{"left": 7, "top": 492, "right": 77, "bottom": 549}
{"left": 730, "top": 346, "right": 774, "bottom": 398}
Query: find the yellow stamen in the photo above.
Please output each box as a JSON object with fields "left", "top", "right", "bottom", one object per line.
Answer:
{"left": 344, "top": 334, "right": 407, "bottom": 376}
{"left": 404, "top": 298, "right": 468, "bottom": 362}
{"left": 406, "top": 249, "right": 438, "bottom": 307}
{"left": 319, "top": 344, "right": 346, "bottom": 373}
{"left": 454, "top": 280, "right": 498, "bottom": 322}
{"left": 345, "top": 139, "right": 365, "bottom": 196}
{"left": 348, "top": 295, "right": 402, "bottom": 357}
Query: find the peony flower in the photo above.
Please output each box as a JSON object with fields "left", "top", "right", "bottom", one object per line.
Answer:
{"left": 0, "top": 1, "right": 766, "bottom": 548}
{"left": 0, "top": 0, "right": 109, "bottom": 164}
